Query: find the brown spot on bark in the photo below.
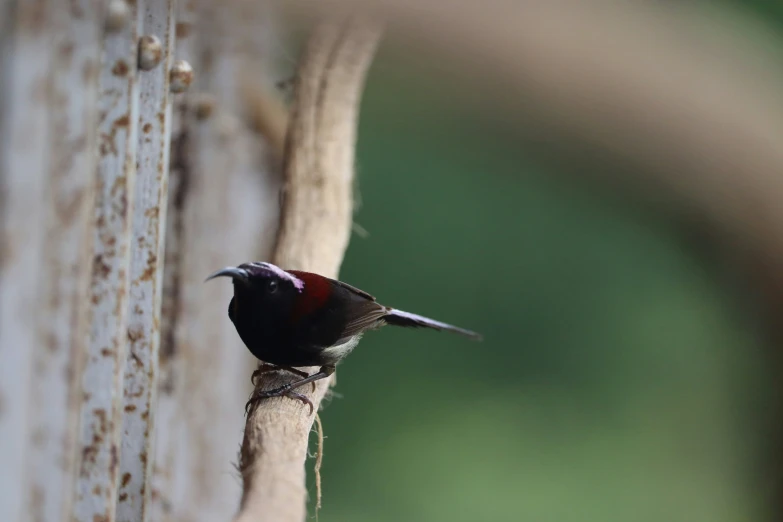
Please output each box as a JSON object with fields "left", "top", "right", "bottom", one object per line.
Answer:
{"left": 109, "top": 444, "right": 118, "bottom": 475}
{"left": 121, "top": 472, "right": 131, "bottom": 488}
{"left": 142, "top": 122, "right": 152, "bottom": 133}
{"left": 139, "top": 251, "right": 157, "bottom": 281}
{"left": 117, "top": 193, "right": 128, "bottom": 218}
{"left": 128, "top": 348, "right": 144, "bottom": 371}
{"left": 175, "top": 22, "right": 191, "bottom": 38}
{"left": 81, "top": 445, "right": 98, "bottom": 474}
{"left": 112, "top": 60, "right": 129, "bottom": 77}
{"left": 111, "top": 174, "right": 126, "bottom": 197}
{"left": 100, "top": 348, "right": 112, "bottom": 357}
{"left": 118, "top": 493, "right": 128, "bottom": 502}
{"left": 93, "top": 254, "right": 111, "bottom": 279}
{"left": 101, "top": 116, "right": 131, "bottom": 157}
{"left": 125, "top": 404, "right": 137, "bottom": 412}
{"left": 99, "top": 134, "right": 114, "bottom": 156}
{"left": 94, "top": 409, "right": 108, "bottom": 434}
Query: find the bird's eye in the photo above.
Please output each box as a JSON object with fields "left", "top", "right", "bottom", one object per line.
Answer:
{"left": 267, "top": 280, "right": 278, "bottom": 293}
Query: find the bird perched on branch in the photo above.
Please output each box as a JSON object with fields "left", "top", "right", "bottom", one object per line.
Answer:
{"left": 206, "top": 262, "right": 482, "bottom": 414}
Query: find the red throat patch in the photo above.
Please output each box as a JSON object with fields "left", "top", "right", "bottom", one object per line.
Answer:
{"left": 288, "top": 270, "right": 332, "bottom": 323}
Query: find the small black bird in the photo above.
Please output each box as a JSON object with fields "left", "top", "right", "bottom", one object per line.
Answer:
{"left": 206, "top": 261, "right": 482, "bottom": 413}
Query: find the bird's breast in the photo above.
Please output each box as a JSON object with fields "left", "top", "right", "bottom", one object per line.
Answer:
{"left": 320, "top": 335, "right": 362, "bottom": 365}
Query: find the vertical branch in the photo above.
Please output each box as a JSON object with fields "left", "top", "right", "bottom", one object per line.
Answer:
{"left": 0, "top": 2, "right": 53, "bottom": 521}
{"left": 29, "top": 1, "right": 103, "bottom": 521}
{"left": 153, "top": 1, "right": 283, "bottom": 519}
{"left": 234, "top": 16, "right": 383, "bottom": 522}
{"left": 73, "top": 1, "right": 142, "bottom": 520}
{"left": 116, "top": 0, "right": 176, "bottom": 520}
{"left": 150, "top": 0, "right": 197, "bottom": 518}
{"left": 273, "top": 18, "right": 382, "bottom": 275}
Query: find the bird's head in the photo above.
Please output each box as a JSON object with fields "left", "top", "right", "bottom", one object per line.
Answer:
{"left": 205, "top": 262, "right": 304, "bottom": 323}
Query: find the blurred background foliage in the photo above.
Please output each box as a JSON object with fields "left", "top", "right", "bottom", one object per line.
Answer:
{"left": 306, "top": 2, "right": 783, "bottom": 520}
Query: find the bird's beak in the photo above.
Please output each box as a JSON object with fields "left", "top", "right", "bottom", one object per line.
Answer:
{"left": 204, "top": 266, "right": 249, "bottom": 284}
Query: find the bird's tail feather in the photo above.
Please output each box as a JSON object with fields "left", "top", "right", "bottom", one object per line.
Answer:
{"left": 384, "top": 308, "right": 483, "bottom": 341}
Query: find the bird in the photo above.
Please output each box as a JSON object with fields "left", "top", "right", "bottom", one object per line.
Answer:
{"left": 205, "top": 261, "right": 482, "bottom": 414}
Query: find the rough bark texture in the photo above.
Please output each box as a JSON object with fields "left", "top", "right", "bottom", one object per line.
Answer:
{"left": 234, "top": 17, "right": 383, "bottom": 522}
{"left": 153, "top": 2, "right": 283, "bottom": 521}
{"left": 116, "top": 2, "right": 176, "bottom": 519}
{"left": 0, "top": 3, "right": 102, "bottom": 521}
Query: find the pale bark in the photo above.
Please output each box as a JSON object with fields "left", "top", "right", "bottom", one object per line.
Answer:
{"left": 152, "top": 1, "right": 283, "bottom": 520}
{"left": 115, "top": 2, "right": 176, "bottom": 520}
{"left": 0, "top": 3, "right": 102, "bottom": 522}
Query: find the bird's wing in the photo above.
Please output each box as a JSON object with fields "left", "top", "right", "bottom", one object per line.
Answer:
{"left": 329, "top": 278, "right": 376, "bottom": 301}
{"left": 329, "top": 278, "right": 386, "bottom": 342}
{"left": 336, "top": 303, "right": 388, "bottom": 342}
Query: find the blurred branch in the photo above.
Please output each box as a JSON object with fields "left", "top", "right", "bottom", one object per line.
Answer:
{"left": 280, "top": 0, "right": 783, "bottom": 265}
{"left": 233, "top": 16, "right": 382, "bottom": 522}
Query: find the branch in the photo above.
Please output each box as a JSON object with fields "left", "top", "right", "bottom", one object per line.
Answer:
{"left": 233, "top": 17, "right": 383, "bottom": 522}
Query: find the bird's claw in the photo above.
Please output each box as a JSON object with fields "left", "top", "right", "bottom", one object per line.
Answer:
{"left": 250, "top": 364, "right": 316, "bottom": 391}
{"left": 245, "top": 364, "right": 335, "bottom": 415}
{"left": 284, "top": 391, "right": 314, "bottom": 415}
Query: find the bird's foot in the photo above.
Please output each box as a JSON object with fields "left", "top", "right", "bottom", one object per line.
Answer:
{"left": 244, "top": 365, "right": 335, "bottom": 417}
{"left": 251, "top": 363, "right": 315, "bottom": 391}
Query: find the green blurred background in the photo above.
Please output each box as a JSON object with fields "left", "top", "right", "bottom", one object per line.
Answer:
{"left": 307, "top": 2, "right": 783, "bottom": 521}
